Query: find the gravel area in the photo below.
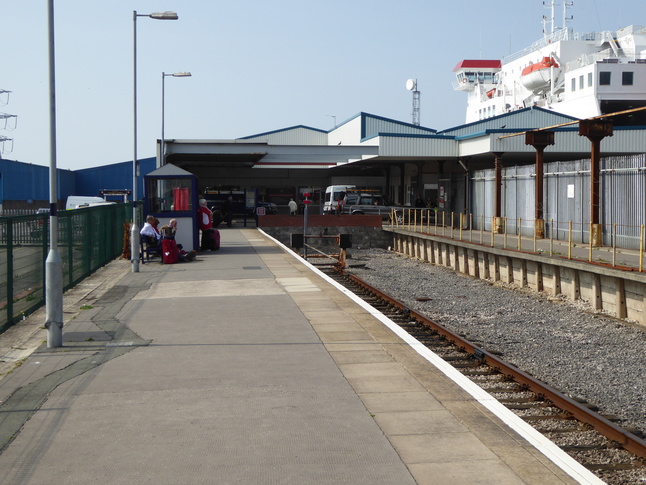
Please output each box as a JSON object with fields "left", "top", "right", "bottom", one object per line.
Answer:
{"left": 346, "top": 248, "right": 646, "bottom": 437}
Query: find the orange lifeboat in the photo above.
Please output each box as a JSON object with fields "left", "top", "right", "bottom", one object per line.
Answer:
{"left": 520, "top": 56, "right": 560, "bottom": 93}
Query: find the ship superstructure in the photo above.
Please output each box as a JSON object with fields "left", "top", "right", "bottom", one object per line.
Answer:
{"left": 453, "top": 3, "right": 646, "bottom": 124}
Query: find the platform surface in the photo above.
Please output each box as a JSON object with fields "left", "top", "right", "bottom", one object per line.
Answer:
{"left": 0, "top": 228, "right": 579, "bottom": 484}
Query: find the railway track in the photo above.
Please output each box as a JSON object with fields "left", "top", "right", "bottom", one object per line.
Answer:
{"left": 322, "top": 265, "right": 646, "bottom": 485}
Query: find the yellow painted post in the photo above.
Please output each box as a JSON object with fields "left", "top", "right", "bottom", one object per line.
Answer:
{"left": 517, "top": 218, "right": 522, "bottom": 251}
{"left": 568, "top": 221, "right": 573, "bottom": 260}
{"left": 589, "top": 222, "right": 593, "bottom": 262}
{"left": 550, "top": 219, "right": 554, "bottom": 257}
{"left": 480, "top": 214, "right": 484, "bottom": 244}
{"left": 469, "top": 213, "right": 473, "bottom": 242}
{"left": 640, "top": 224, "right": 644, "bottom": 272}
{"left": 491, "top": 216, "right": 495, "bottom": 247}
{"left": 442, "top": 212, "right": 446, "bottom": 237}
{"left": 612, "top": 222, "right": 617, "bottom": 266}
{"left": 503, "top": 217, "right": 508, "bottom": 249}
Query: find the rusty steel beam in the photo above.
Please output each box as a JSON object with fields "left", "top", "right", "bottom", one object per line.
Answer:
{"left": 525, "top": 131, "right": 555, "bottom": 238}
{"left": 579, "top": 120, "right": 613, "bottom": 229}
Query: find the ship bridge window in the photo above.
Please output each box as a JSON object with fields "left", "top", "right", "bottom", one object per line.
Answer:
{"left": 599, "top": 71, "right": 611, "bottom": 85}
{"left": 579, "top": 75, "right": 584, "bottom": 89}
{"left": 571, "top": 78, "right": 576, "bottom": 91}
{"left": 588, "top": 73, "right": 593, "bottom": 87}
{"left": 622, "top": 71, "right": 634, "bottom": 86}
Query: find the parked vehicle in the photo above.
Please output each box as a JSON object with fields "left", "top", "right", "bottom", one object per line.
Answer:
{"left": 66, "top": 196, "right": 113, "bottom": 210}
{"left": 345, "top": 192, "right": 402, "bottom": 222}
{"left": 248, "top": 202, "right": 279, "bottom": 215}
{"left": 323, "top": 185, "right": 355, "bottom": 215}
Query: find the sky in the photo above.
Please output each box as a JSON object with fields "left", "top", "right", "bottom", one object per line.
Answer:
{"left": 1, "top": 0, "right": 644, "bottom": 170}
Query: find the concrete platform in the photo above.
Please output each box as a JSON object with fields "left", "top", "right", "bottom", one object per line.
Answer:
{"left": 0, "top": 228, "right": 592, "bottom": 484}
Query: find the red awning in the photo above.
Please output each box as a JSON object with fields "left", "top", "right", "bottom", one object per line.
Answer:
{"left": 453, "top": 60, "right": 502, "bottom": 71}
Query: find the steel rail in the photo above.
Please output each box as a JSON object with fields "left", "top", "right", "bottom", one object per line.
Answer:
{"left": 344, "top": 271, "right": 646, "bottom": 460}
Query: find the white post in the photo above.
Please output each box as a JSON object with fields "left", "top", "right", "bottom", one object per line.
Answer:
{"left": 45, "top": 0, "right": 63, "bottom": 348}
{"left": 131, "top": 10, "right": 140, "bottom": 273}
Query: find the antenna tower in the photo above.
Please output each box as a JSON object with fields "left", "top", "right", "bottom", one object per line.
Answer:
{"left": 0, "top": 90, "right": 16, "bottom": 154}
{"left": 406, "top": 79, "right": 421, "bottom": 126}
{"left": 543, "top": 1, "right": 573, "bottom": 38}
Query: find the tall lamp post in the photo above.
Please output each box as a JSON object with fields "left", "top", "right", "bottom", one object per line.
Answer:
{"left": 131, "top": 10, "right": 178, "bottom": 273}
{"left": 45, "top": 0, "right": 63, "bottom": 347}
{"left": 161, "top": 71, "right": 191, "bottom": 165}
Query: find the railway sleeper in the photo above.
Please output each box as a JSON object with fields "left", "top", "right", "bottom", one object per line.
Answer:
{"left": 586, "top": 462, "right": 646, "bottom": 471}
{"left": 497, "top": 397, "right": 544, "bottom": 404}
{"left": 459, "top": 367, "right": 499, "bottom": 376}
{"left": 505, "top": 402, "right": 558, "bottom": 410}
{"left": 535, "top": 426, "right": 590, "bottom": 433}
{"left": 451, "top": 361, "right": 486, "bottom": 369}
{"left": 523, "top": 414, "right": 577, "bottom": 421}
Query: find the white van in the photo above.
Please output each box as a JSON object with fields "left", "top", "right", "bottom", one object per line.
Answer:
{"left": 66, "top": 196, "right": 113, "bottom": 210}
{"left": 323, "top": 185, "right": 355, "bottom": 214}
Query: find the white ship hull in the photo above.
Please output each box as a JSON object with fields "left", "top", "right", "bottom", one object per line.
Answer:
{"left": 454, "top": 23, "right": 646, "bottom": 124}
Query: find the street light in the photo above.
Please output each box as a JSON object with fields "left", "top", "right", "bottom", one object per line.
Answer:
{"left": 161, "top": 71, "right": 191, "bottom": 165}
{"left": 131, "top": 10, "right": 178, "bottom": 273}
{"left": 45, "top": 0, "right": 63, "bottom": 347}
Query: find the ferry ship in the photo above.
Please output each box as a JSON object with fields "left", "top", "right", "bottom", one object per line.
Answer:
{"left": 453, "top": 2, "right": 646, "bottom": 124}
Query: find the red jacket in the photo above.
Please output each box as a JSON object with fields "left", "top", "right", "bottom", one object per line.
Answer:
{"left": 198, "top": 206, "right": 212, "bottom": 231}
{"left": 161, "top": 239, "right": 179, "bottom": 264}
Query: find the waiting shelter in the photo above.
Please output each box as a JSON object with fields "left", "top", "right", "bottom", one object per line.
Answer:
{"left": 144, "top": 163, "right": 199, "bottom": 251}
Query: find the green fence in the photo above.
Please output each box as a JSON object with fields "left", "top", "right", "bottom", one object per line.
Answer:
{"left": 0, "top": 203, "right": 138, "bottom": 333}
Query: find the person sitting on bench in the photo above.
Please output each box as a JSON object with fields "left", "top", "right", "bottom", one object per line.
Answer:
{"left": 140, "top": 215, "right": 161, "bottom": 247}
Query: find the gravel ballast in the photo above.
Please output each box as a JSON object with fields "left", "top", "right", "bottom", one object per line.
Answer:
{"left": 346, "top": 248, "right": 646, "bottom": 437}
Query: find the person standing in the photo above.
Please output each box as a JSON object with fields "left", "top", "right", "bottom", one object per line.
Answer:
{"left": 223, "top": 196, "right": 233, "bottom": 227}
{"left": 288, "top": 198, "right": 298, "bottom": 216}
{"left": 198, "top": 199, "right": 218, "bottom": 251}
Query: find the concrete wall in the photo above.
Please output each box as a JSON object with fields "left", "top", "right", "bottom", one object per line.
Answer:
{"left": 259, "top": 215, "right": 393, "bottom": 250}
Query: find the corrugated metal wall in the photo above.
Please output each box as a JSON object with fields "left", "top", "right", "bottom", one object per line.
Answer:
{"left": 0, "top": 159, "right": 75, "bottom": 204}
{"left": 471, "top": 154, "right": 646, "bottom": 248}
{"left": 75, "top": 157, "right": 156, "bottom": 199}
{"left": 440, "top": 107, "right": 577, "bottom": 137}
{"left": 241, "top": 126, "right": 328, "bottom": 145}
{"left": 362, "top": 114, "right": 436, "bottom": 139}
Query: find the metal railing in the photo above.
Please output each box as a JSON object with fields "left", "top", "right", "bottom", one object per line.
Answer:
{"left": 0, "top": 203, "right": 137, "bottom": 333}
{"left": 390, "top": 208, "right": 646, "bottom": 272}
